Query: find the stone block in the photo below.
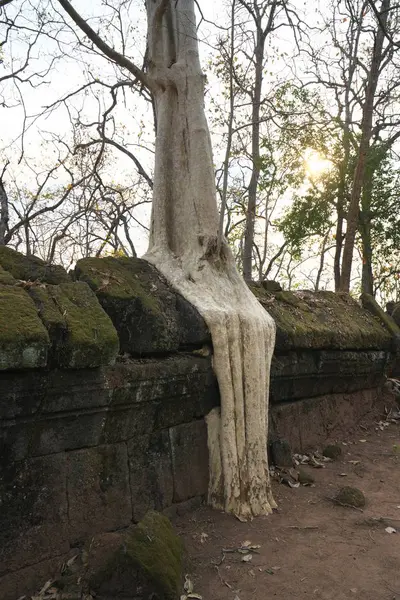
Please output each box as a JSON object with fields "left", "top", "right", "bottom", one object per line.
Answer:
{"left": 251, "top": 287, "right": 392, "bottom": 352}
{"left": 0, "top": 553, "right": 71, "bottom": 600}
{"left": 66, "top": 443, "right": 131, "bottom": 543}
{"left": 269, "top": 388, "right": 381, "bottom": 452}
{"left": 128, "top": 430, "right": 174, "bottom": 521}
{"left": 0, "top": 264, "right": 16, "bottom": 285}
{"left": 169, "top": 420, "right": 209, "bottom": 503}
{"left": 101, "top": 403, "right": 157, "bottom": 445}
{"left": 29, "top": 282, "right": 119, "bottom": 368}
{"left": 0, "top": 453, "right": 69, "bottom": 573}
{"left": 107, "top": 355, "right": 219, "bottom": 429}
{"left": 0, "top": 285, "right": 49, "bottom": 370}
{"left": 0, "top": 369, "right": 110, "bottom": 420}
{"left": 0, "top": 245, "right": 70, "bottom": 284}
{"left": 75, "top": 256, "right": 210, "bottom": 355}
{"left": 270, "top": 350, "right": 388, "bottom": 403}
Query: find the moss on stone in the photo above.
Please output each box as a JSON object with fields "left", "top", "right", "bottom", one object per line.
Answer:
{"left": 250, "top": 286, "right": 392, "bottom": 351}
{"left": 0, "top": 284, "right": 49, "bottom": 369}
{"left": 335, "top": 486, "right": 366, "bottom": 508}
{"left": 29, "top": 282, "right": 119, "bottom": 368}
{"left": 0, "top": 246, "right": 70, "bottom": 284}
{"left": 75, "top": 256, "right": 161, "bottom": 309}
{"left": 323, "top": 444, "right": 342, "bottom": 460}
{"left": 75, "top": 257, "right": 178, "bottom": 355}
{"left": 297, "top": 468, "right": 315, "bottom": 485}
{"left": 361, "top": 293, "right": 400, "bottom": 338}
{"left": 123, "top": 511, "right": 184, "bottom": 600}
{"left": 0, "top": 264, "right": 16, "bottom": 285}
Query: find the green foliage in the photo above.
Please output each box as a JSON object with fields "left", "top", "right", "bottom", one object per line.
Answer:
{"left": 277, "top": 189, "right": 334, "bottom": 257}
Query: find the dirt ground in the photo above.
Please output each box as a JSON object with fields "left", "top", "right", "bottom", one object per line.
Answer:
{"left": 174, "top": 414, "right": 400, "bottom": 600}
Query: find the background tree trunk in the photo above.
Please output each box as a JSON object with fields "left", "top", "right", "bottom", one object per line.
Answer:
{"left": 339, "top": 0, "right": 389, "bottom": 292}
{"left": 242, "top": 31, "right": 263, "bottom": 282}
{"left": 0, "top": 181, "right": 9, "bottom": 246}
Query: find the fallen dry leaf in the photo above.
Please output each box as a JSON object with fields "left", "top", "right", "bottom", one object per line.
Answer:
{"left": 184, "top": 575, "right": 194, "bottom": 594}
{"left": 242, "top": 554, "right": 253, "bottom": 562}
{"left": 385, "top": 526, "right": 397, "bottom": 534}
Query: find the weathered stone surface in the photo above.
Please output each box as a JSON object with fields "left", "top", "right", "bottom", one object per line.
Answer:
{"left": 75, "top": 256, "right": 210, "bottom": 355}
{"left": 0, "top": 356, "right": 218, "bottom": 464}
{"left": 84, "top": 532, "right": 139, "bottom": 598}
{"left": 335, "top": 486, "right": 366, "bottom": 508}
{"left": 259, "top": 280, "right": 282, "bottom": 292}
{"left": 298, "top": 468, "right": 315, "bottom": 485}
{"left": 29, "top": 282, "right": 119, "bottom": 368}
{"left": 0, "top": 245, "right": 70, "bottom": 284}
{"left": 101, "top": 401, "right": 158, "bottom": 445}
{"left": 0, "top": 453, "right": 69, "bottom": 574}
{"left": 0, "top": 264, "right": 16, "bottom": 285}
{"left": 269, "top": 388, "right": 383, "bottom": 452}
{"left": 3, "top": 411, "right": 109, "bottom": 461}
{"left": 0, "top": 368, "right": 109, "bottom": 420}
{"left": 270, "top": 350, "right": 388, "bottom": 402}
{"left": 361, "top": 293, "right": 400, "bottom": 339}
{"left": 128, "top": 430, "right": 174, "bottom": 522}
{"left": 0, "top": 262, "right": 394, "bottom": 600}
{"left": 270, "top": 439, "right": 293, "bottom": 467}
{"left": 107, "top": 355, "right": 218, "bottom": 410}
{"left": 87, "top": 513, "right": 184, "bottom": 600}
{"left": 251, "top": 287, "right": 392, "bottom": 351}
{"left": 323, "top": 444, "right": 342, "bottom": 460}
{"left": 361, "top": 293, "right": 400, "bottom": 377}
{"left": 0, "top": 284, "right": 49, "bottom": 370}
{"left": 0, "top": 554, "right": 71, "bottom": 600}
{"left": 123, "top": 512, "right": 184, "bottom": 600}
{"left": 170, "top": 420, "right": 209, "bottom": 503}
{"left": 66, "top": 444, "right": 131, "bottom": 543}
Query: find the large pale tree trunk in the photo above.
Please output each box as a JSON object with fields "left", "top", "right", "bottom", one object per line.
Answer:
{"left": 144, "top": 0, "right": 276, "bottom": 518}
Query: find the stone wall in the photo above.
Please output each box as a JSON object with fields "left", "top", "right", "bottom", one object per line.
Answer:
{"left": 0, "top": 248, "right": 394, "bottom": 599}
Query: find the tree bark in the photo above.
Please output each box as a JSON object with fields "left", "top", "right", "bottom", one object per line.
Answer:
{"left": 144, "top": 0, "right": 276, "bottom": 518}
{"left": 242, "top": 29, "right": 263, "bottom": 282}
{"left": 218, "top": 0, "right": 236, "bottom": 250}
{"left": 241, "top": 1, "right": 278, "bottom": 282}
{"left": 0, "top": 179, "right": 9, "bottom": 246}
{"left": 339, "top": 0, "right": 389, "bottom": 292}
{"left": 360, "top": 220, "right": 374, "bottom": 295}
{"left": 359, "top": 159, "right": 375, "bottom": 295}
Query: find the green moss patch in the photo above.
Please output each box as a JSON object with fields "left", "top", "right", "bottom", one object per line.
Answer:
{"left": 0, "top": 246, "right": 70, "bottom": 284}
{"left": 361, "top": 293, "right": 400, "bottom": 339}
{"left": 335, "top": 486, "right": 366, "bottom": 508}
{"left": 251, "top": 286, "right": 392, "bottom": 351}
{"left": 75, "top": 257, "right": 181, "bottom": 355}
{"left": 0, "top": 264, "right": 16, "bottom": 285}
{"left": 123, "top": 511, "right": 184, "bottom": 599}
{"left": 29, "top": 282, "right": 119, "bottom": 368}
{"left": 323, "top": 444, "right": 342, "bottom": 460}
{"left": 0, "top": 284, "right": 49, "bottom": 369}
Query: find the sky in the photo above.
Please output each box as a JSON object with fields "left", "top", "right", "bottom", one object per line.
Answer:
{"left": 0, "top": 0, "right": 353, "bottom": 290}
